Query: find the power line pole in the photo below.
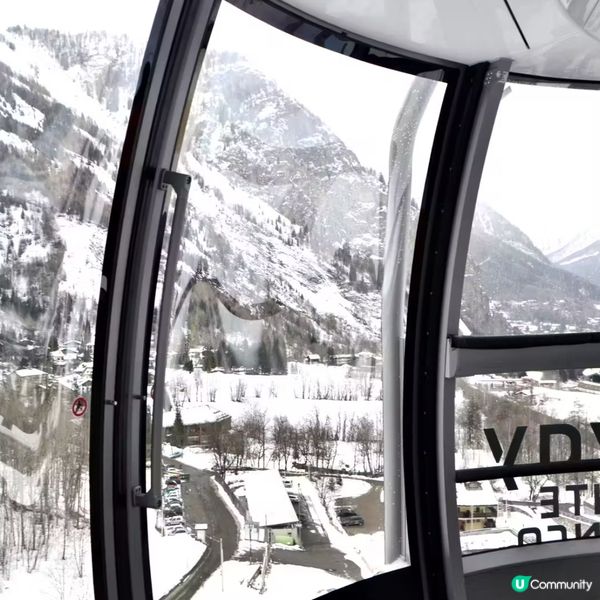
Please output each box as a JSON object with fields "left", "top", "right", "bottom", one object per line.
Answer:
{"left": 207, "top": 534, "right": 225, "bottom": 592}
{"left": 218, "top": 536, "right": 224, "bottom": 592}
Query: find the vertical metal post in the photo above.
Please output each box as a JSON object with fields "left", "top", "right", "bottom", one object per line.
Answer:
{"left": 219, "top": 537, "right": 224, "bottom": 592}
{"left": 404, "top": 58, "right": 511, "bottom": 600}
{"left": 383, "top": 75, "right": 438, "bottom": 564}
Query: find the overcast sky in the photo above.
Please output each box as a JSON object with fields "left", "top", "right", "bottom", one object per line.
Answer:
{"left": 2, "top": 1, "right": 599, "bottom": 255}
{"left": 479, "top": 83, "right": 600, "bottom": 254}
{"left": 0, "top": 0, "right": 157, "bottom": 43}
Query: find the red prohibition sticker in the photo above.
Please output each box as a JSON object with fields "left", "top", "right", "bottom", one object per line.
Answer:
{"left": 72, "top": 396, "right": 88, "bottom": 417}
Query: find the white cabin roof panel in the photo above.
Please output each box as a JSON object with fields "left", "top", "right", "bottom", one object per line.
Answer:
{"left": 282, "top": 0, "right": 600, "bottom": 81}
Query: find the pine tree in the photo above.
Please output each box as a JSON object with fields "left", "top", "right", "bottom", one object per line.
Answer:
{"left": 202, "top": 348, "right": 216, "bottom": 372}
{"left": 258, "top": 337, "right": 271, "bottom": 374}
{"left": 173, "top": 406, "right": 186, "bottom": 448}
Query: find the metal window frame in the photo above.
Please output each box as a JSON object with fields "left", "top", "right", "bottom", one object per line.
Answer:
{"left": 447, "top": 335, "right": 600, "bottom": 378}
{"left": 225, "top": 2, "right": 471, "bottom": 592}
{"left": 443, "top": 77, "right": 600, "bottom": 578}
{"left": 403, "top": 59, "right": 511, "bottom": 600}
{"left": 91, "top": 1, "right": 220, "bottom": 598}
{"left": 92, "top": 1, "right": 600, "bottom": 599}
{"left": 463, "top": 538, "right": 600, "bottom": 574}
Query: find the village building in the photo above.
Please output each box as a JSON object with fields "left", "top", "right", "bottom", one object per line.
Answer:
{"left": 188, "top": 346, "right": 206, "bottom": 368}
{"left": 243, "top": 469, "right": 301, "bottom": 546}
{"left": 162, "top": 404, "right": 231, "bottom": 447}
{"left": 456, "top": 481, "right": 498, "bottom": 532}
{"left": 304, "top": 353, "right": 321, "bottom": 364}
{"left": 330, "top": 353, "right": 354, "bottom": 366}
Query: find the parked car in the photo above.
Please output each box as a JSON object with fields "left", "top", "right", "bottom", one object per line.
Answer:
{"left": 179, "top": 472, "right": 190, "bottom": 481}
{"left": 164, "top": 516, "right": 184, "bottom": 527}
{"left": 287, "top": 492, "right": 299, "bottom": 503}
{"left": 282, "top": 479, "right": 293, "bottom": 488}
{"left": 166, "top": 524, "right": 186, "bottom": 535}
{"left": 163, "top": 506, "right": 183, "bottom": 517}
{"left": 336, "top": 508, "right": 364, "bottom": 527}
{"left": 165, "top": 477, "right": 180, "bottom": 485}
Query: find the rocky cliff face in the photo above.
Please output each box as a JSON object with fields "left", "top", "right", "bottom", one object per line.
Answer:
{"left": 1, "top": 26, "right": 598, "bottom": 369}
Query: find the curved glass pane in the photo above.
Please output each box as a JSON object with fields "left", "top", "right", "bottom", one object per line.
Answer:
{"left": 456, "top": 369, "right": 600, "bottom": 555}
{"left": 460, "top": 83, "right": 600, "bottom": 336}
{"left": 0, "top": 3, "right": 156, "bottom": 597}
{"left": 147, "top": 3, "right": 445, "bottom": 598}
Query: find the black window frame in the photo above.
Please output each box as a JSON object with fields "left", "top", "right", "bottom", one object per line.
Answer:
{"left": 90, "top": 1, "right": 538, "bottom": 600}
{"left": 445, "top": 73, "right": 600, "bottom": 573}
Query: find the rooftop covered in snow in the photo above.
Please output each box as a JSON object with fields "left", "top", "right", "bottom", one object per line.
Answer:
{"left": 14, "top": 368, "right": 47, "bottom": 378}
{"left": 456, "top": 481, "right": 497, "bottom": 507}
{"left": 162, "top": 404, "right": 230, "bottom": 427}
{"left": 244, "top": 469, "right": 298, "bottom": 527}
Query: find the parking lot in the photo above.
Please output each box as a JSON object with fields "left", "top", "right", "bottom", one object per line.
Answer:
{"left": 160, "top": 464, "right": 189, "bottom": 535}
{"left": 335, "top": 480, "right": 383, "bottom": 536}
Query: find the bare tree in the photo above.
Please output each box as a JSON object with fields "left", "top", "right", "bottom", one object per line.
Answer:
{"left": 271, "top": 415, "right": 294, "bottom": 471}
{"left": 230, "top": 378, "right": 247, "bottom": 402}
{"left": 351, "top": 415, "right": 378, "bottom": 474}
{"left": 209, "top": 427, "right": 244, "bottom": 476}
{"left": 303, "top": 409, "right": 336, "bottom": 471}
{"left": 241, "top": 406, "right": 269, "bottom": 468}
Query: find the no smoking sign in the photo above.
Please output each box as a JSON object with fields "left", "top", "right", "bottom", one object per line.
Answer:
{"left": 72, "top": 396, "right": 88, "bottom": 417}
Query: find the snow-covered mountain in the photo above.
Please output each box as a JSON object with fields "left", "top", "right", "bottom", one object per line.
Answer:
{"left": 548, "top": 227, "right": 600, "bottom": 288}
{"left": 0, "top": 27, "right": 138, "bottom": 359}
{"left": 0, "top": 29, "right": 386, "bottom": 367}
{"left": 2, "top": 25, "right": 600, "bottom": 367}
{"left": 462, "top": 203, "right": 600, "bottom": 334}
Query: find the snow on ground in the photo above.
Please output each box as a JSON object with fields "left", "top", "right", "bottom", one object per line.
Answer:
{"left": 0, "top": 524, "right": 94, "bottom": 599}
{"left": 211, "top": 477, "right": 245, "bottom": 539}
{"left": 193, "top": 560, "right": 353, "bottom": 600}
{"left": 55, "top": 216, "right": 104, "bottom": 298}
{"left": 0, "top": 31, "right": 126, "bottom": 138}
{"left": 0, "top": 129, "right": 35, "bottom": 154}
{"left": 529, "top": 384, "right": 600, "bottom": 421}
{"left": 297, "top": 476, "right": 374, "bottom": 578}
{"left": 460, "top": 531, "right": 518, "bottom": 554}
{"left": 169, "top": 445, "right": 215, "bottom": 470}
{"left": 334, "top": 478, "right": 371, "bottom": 499}
{"left": 147, "top": 508, "right": 207, "bottom": 599}
{"left": 350, "top": 531, "right": 385, "bottom": 572}
{"left": 166, "top": 364, "right": 382, "bottom": 423}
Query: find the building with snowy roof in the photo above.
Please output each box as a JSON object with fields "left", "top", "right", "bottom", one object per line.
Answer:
{"left": 243, "top": 469, "right": 301, "bottom": 545}
{"left": 162, "top": 404, "right": 231, "bottom": 447}
{"left": 304, "top": 353, "right": 321, "bottom": 364}
{"left": 456, "top": 481, "right": 498, "bottom": 533}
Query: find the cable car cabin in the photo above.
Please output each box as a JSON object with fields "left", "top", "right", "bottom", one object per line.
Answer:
{"left": 3, "top": 1, "right": 600, "bottom": 600}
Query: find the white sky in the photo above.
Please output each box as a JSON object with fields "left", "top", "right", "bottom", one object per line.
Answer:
{"left": 0, "top": 0, "right": 157, "bottom": 43}
{"left": 207, "top": 2, "right": 445, "bottom": 185}
{"left": 479, "top": 83, "right": 600, "bottom": 254}
{"left": 2, "top": 2, "right": 598, "bottom": 255}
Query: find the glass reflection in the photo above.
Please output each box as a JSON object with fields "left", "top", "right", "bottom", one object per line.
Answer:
{"left": 456, "top": 370, "right": 600, "bottom": 555}
{"left": 0, "top": 5, "right": 156, "bottom": 597}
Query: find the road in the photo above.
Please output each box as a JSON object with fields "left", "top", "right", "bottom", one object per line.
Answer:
{"left": 336, "top": 481, "right": 383, "bottom": 536}
{"left": 164, "top": 462, "right": 362, "bottom": 592}
{"left": 268, "top": 491, "right": 362, "bottom": 581}
{"left": 164, "top": 459, "right": 238, "bottom": 591}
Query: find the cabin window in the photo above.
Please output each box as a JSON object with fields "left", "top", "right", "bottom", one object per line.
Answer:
{"left": 459, "top": 83, "right": 600, "bottom": 336}
{"left": 146, "top": 2, "right": 446, "bottom": 596}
